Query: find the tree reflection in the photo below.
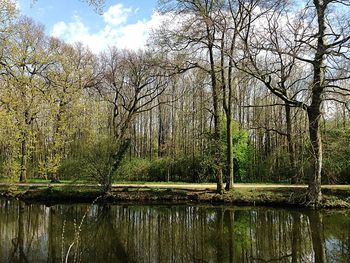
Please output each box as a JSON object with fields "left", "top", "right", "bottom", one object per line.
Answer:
{"left": 291, "top": 212, "right": 301, "bottom": 263}
{"left": 10, "top": 202, "right": 28, "bottom": 263}
{"left": 308, "top": 211, "right": 327, "bottom": 263}
{"left": 224, "top": 209, "right": 235, "bottom": 263}
{"left": 0, "top": 200, "right": 349, "bottom": 262}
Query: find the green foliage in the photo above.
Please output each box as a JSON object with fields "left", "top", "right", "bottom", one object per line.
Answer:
{"left": 211, "top": 117, "right": 253, "bottom": 182}
{"left": 323, "top": 126, "right": 350, "bottom": 184}
{"left": 57, "top": 158, "right": 87, "bottom": 181}
{"left": 115, "top": 158, "right": 151, "bottom": 181}
{"left": 115, "top": 155, "right": 214, "bottom": 183}
{"left": 79, "top": 136, "right": 117, "bottom": 185}
{"left": 231, "top": 124, "right": 253, "bottom": 182}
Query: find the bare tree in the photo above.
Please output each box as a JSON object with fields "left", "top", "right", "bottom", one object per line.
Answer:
{"left": 95, "top": 48, "right": 172, "bottom": 192}
{"left": 157, "top": 0, "right": 229, "bottom": 193}
{"left": 238, "top": 0, "right": 350, "bottom": 205}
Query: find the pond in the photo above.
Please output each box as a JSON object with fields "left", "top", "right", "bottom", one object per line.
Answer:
{"left": 0, "top": 199, "right": 349, "bottom": 263}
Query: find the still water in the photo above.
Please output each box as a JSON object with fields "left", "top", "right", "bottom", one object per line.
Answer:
{"left": 0, "top": 199, "right": 349, "bottom": 263}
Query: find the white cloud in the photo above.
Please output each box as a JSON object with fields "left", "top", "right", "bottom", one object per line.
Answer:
{"left": 51, "top": 21, "right": 68, "bottom": 37}
{"left": 50, "top": 4, "right": 166, "bottom": 53}
{"left": 103, "top": 3, "right": 132, "bottom": 26}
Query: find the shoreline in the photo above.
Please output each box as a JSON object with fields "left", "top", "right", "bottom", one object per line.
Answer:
{"left": 1, "top": 184, "right": 350, "bottom": 208}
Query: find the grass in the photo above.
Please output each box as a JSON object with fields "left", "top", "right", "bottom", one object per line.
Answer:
{"left": 0, "top": 177, "right": 350, "bottom": 208}
{"left": 0, "top": 182, "right": 349, "bottom": 208}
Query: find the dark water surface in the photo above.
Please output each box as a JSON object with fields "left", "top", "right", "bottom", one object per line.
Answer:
{"left": 0, "top": 199, "right": 349, "bottom": 263}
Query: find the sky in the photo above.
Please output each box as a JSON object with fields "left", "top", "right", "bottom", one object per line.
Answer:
{"left": 17, "top": 0, "right": 161, "bottom": 53}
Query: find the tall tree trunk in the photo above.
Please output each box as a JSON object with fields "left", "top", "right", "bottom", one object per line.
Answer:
{"left": 158, "top": 100, "right": 165, "bottom": 158}
{"left": 223, "top": 29, "right": 235, "bottom": 191}
{"left": 149, "top": 108, "right": 153, "bottom": 160}
{"left": 225, "top": 116, "right": 234, "bottom": 190}
{"left": 307, "top": 0, "right": 327, "bottom": 206}
{"left": 19, "top": 130, "right": 27, "bottom": 182}
{"left": 307, "top": 107, "right": 323, "bottom": 205}
{"left": 286, "top": 104, "right": 298, "bottom": 184}
{"left": 207, "top": 28, "right": 223, "bottom": 194}
{"left": 51, "top": 105, "right": 64, "bottom": 183}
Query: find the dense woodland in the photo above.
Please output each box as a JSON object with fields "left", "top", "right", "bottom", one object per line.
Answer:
{"left": 0, "top": 0, "right": 350, "bottom": 205}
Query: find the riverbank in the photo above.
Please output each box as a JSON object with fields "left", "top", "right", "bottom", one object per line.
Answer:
{"left": 0, "top": 184, "right": 350, "bottom": 208}
{"left": 1, "top": 183, "right": 350, "bottom": 208}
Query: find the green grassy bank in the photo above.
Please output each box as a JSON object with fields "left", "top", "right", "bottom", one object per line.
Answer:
{"left": 0, "top": 183, "right": 349, "bottom": 208}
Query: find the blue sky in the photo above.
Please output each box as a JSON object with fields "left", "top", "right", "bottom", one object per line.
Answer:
{"left": 18, "top": 0, "right": 161, "bottom": 52}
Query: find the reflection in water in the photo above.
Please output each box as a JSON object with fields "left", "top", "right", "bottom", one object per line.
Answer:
{"left": 0, "top": 199, "right": 349, "bottom": 263}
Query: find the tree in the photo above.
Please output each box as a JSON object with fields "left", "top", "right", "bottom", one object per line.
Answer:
{"left": 218, "top": 0, "right": 270, "bottom": 189}
{"left": 157, "top": 0, "right": 227, "bottom": 193}
{"left": 94, "top": 48, "right": 172, "bottom": 192}
{"left": 0, "top": 17, "right": 50, "bottom": 182}
{"left": 238, "top": 0, "right": 350, "bottom": 205}
{"left": 40, "top": 39, "right": 96, "bottom": 182}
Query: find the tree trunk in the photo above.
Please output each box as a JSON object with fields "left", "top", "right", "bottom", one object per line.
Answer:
{"left": 19, "top": 130, "right": 27, "bottom": 182}
{"left": 286, "top": 104, "right": 298, "bottom": 184}
{"left": 224, "top": 29, "right": 235, "bottom": 191}
{"left": 158, "top": 101, "right": 165, "bottom": 157}
{"left": 208, "top": 32, "right": 223, "bottom": 194}
{"left": 306, "top": 0, "right": 327, "bottom": 206}
{"left": 307, "top": 107, "right": 323, "bottom": 205}
{"left": 104, "top": 138, "right": 131, "bottom": 193}
{"left": 225, "top": 116, "right": 234, "bottom": 190}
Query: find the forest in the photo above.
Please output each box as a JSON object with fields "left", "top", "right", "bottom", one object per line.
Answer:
{"left": 0, "top": 0, "right": 349, "bottom": 206}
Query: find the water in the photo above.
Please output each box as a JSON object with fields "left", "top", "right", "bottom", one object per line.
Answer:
{"left": 0, "top": 199, "right": 349, "bottom": 263}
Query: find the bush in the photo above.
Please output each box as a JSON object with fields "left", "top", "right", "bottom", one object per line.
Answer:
{"left": 115, "top": 155, "right": 214, "bottom": 183}
{"left": 115, "top": 158, "right": 152, "bottom": 181}
{"left": 57, "top": 158, "right": 87, "bottom": 180}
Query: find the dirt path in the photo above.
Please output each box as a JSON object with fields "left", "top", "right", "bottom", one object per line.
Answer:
{"left": 113, "top": 183, "right": 308, "bottom": 190}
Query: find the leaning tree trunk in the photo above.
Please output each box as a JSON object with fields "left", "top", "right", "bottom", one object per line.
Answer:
{"left": 103, "top": 138, "right": 131, "bottom": 193}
